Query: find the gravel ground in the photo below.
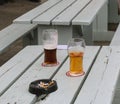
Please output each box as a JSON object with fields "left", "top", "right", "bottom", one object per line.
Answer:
{"left": 0, "top": 0, "right": 42, "bottom": 30}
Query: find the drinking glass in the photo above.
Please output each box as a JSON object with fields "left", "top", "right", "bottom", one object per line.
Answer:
{"left": 66, "top": 38, "right": 86, "bottom": 77}
{"left": 41, "top": 29, "right": 59, "bottom": 67}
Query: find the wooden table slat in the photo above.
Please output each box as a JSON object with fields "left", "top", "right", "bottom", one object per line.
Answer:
{"left": 37, "top": 46, "right": 100, "bottom": 104}
{"left": 52, "top": 0, "right": 92, "bottom": 25}
{"left": 0, "top": 49, "right": 68, "bottom": 104}
{"left": 0, "top": 46, "right": 43, "bottom": 96}
{"left": 74, "top": 46, "right": 120, "bottom": 104}
{"left": 32, "top": 0, "right": 76, "bottom": 25}
{"left": 72, "top": 0, "right": 107, "bottom": 25}
{"left": 13, "top": 0, "right": 61, "bottom": 23}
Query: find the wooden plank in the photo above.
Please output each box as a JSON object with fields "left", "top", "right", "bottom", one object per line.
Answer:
{"left": 0, "top": 49, "right": 68, "bottom": 104}
{"left": 110, "top": 23, "right": 120, "bottom": 45}
{"left": 52, "top": 0, "right": 92, "bottom": 25}
{"left": 32, "top": 0, "right": 76, "bottom": 25}
{"left": 0, "top": 46, "right": 43, "bottom": 96}
{"left": 0, "top": 24, "right": 37, "bottom": 53}
{"left": 0, "top": 24, "right": 37, "bottom": 39}
{"left": 74, "top": 46, "right": 120, "bottom": 104}
{"left": 13, "top": 0, "right": 61, "bottom": 23}
{"left": 92, "top": 46, "right": 120, "bottom": 104}
{"left": 37, "top": 46, "right": 100, "bottom": 104}
{"left": 72, "top": 0, "right": 107, "bottom": 25}
{"left": 112, "top": 66, "right": 120, "bottom": 104}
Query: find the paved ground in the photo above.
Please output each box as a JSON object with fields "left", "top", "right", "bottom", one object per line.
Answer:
{"left": 0, "top": 0, "right": 118, "bottom": 66}
{"left": 0, "top": 0, "right": 42, "bottom": 30}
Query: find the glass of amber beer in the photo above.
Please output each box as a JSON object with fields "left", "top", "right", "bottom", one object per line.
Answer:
{"left": 66, "top": 38, "right": 86, "bottom": 77}
{"left": 41, "top": 29, "right": 59, "bottom": 67}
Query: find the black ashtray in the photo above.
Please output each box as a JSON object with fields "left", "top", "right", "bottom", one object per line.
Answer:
{"left": 29, "top": 79, "right": 58, "bottom": 96}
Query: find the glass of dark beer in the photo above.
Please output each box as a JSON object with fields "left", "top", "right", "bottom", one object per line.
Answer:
{"left": 41, "top": 29, "right": 59, "bottom": 67}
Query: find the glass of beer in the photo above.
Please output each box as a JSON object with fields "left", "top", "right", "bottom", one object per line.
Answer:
{"left": 66, "top": 38, "right": 86, "bottom": 77}
{"left": 41, "top": 29, "right": 59, "bottom": 67}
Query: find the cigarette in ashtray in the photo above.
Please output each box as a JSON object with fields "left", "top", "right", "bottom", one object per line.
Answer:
{"left": 38, "top": 80, "right": 54, "bottom": 89}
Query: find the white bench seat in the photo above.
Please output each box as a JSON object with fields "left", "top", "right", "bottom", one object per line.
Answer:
{"left": 0, "top": 23, "right": 37, "bottom": 53}
{"left": 110, "top": 23, "right": 120, "bottom": 46}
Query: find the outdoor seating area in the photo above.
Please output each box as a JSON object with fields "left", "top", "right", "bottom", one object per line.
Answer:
{"left": 0, "top": 0, "right": 120, "bottom": 104}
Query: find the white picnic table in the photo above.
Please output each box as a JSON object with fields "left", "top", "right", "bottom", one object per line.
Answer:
{"left": 0, "top": 45, "right": 120, "bottom": 104}
{"left": 13, "top": 0, "right": 109, "bottom": 45}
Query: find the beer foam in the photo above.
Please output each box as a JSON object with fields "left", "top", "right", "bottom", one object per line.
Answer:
{"left": 44, "top": 44, "right": 57, "bottom": 49}
{"left": 68, "top": 46, "right": 85, "bottom": 52}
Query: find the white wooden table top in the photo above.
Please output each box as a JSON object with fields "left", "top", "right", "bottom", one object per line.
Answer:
{"left": 0, "top": 45, "right": 100, "bottom": 104}
{"left": 13, "top": 0, "right": 107, "bottom": 26}
{"left": 74, "top": 46, "right": 120, "bottom": 104}
{"left": 1, "top": 46, "right": 120, "bottom": 104}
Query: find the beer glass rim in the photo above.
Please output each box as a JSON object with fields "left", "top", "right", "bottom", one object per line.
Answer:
{"left": 67, "top": 38, "right": 85, "bottom": 46}
{"left": 67, "top": 38, "right": 86, "bottom": 52}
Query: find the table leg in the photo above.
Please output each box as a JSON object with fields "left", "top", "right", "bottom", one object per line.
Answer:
{"left": 72, "top": 25, "right": 93, "bottom": 45}
{"left": 93, "top": 2, "right": 114, "bottom": 41}
{"left": 23, "top": 28, "right": 38, "bottom": 46}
